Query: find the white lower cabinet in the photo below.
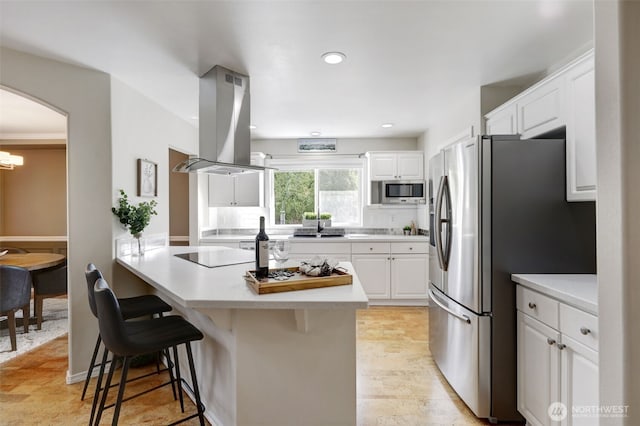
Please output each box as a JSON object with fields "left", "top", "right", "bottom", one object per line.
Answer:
{"left": 351, "top": 253, "right": 391, "bottom": 298}
{"left": 351, "top": 242, "right": 428, "bottom": 304}
{"left": 516, "top": 286, "right": 599, "bottom": 426}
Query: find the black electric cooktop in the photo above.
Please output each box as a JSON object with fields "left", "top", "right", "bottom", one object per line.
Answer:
{"left": 175, "top": 249, "right": 254, "bottom": 268}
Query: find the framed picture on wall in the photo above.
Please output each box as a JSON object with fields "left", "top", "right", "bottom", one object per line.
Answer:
{"left": 137, "top": 159, "right": 157, "bottom": 197}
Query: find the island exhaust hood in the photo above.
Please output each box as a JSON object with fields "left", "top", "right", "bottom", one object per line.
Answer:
{"left": 173, "top": 65, "right": 269, "bottom": 175}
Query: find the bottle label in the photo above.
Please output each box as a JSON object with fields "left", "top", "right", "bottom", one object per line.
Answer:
{"left": 258, "top": 241, "right": 269, "bottom": 268}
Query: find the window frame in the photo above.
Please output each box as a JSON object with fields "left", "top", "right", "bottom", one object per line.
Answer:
{"left": 266, "top": 156, "right": 365, "bottom": 228}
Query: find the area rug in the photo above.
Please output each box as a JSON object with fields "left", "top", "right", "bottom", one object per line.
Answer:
{"left": 0, "top": 297, "right": 68, "bottom": 364}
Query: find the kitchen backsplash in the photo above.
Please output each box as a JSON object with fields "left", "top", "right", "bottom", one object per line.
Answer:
{"left": 210, "top": 205, "right": 428, "bottom": 233}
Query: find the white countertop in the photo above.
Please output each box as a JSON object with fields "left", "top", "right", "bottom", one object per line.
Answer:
{"left": 201, "top": 234, "right": 429, "bottom": 243}
{"left": 117, "top": 246, "right": 369, "bottom": 310}
{"left": 511, "top": 274, "right": 598, "bottom": 315}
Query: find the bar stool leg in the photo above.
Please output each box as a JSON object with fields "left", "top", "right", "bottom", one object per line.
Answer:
{"left": 185, "top": 342, "right": 205, "bottom": 426}
{"left": 95, "top": 354, "right": 120, "bottom": 426}
{"left": 82, "top": 335, "right": 103, "bottom": 400}
{"left": 111, "top": 356, "right": 131, "bottom": 426}
{"left": 164, "top": 348, "right": 178, "bottom": 400}
{"left": 172, "top": 346, "right": 185, "bottom": 412}
{"left": 89, "top": 347, "right": 110, "bottom": 426}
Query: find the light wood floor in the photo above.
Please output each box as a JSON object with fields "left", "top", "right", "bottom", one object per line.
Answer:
{"left": 0, "top": 307, "right": 491, "bottom": 425}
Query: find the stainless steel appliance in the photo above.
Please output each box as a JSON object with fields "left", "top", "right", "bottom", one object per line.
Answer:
{"left": 372, "top": 180, "right": 426, "bottom": 204}
{"left": 173, "top": 65, "right": 273, "bottom": 175}
{"left": 428, "top": 135, "right": 596, "bottom": 423}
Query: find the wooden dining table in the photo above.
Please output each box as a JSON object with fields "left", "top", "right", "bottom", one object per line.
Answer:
{"left": 0, "top": 252, "right": 66, "bottom": 271}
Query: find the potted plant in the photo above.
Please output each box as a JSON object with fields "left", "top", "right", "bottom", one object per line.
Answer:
{"left": 302, "top": 212, "right": 332, "bottom": 227}
{"left": 403, "top": 225, "right": 412, "bottom": 236}
{"left": 112, "top": 189, "right": 158, "bottom": 255}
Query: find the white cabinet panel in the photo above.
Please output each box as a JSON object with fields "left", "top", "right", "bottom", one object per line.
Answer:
{"left": 234, "top": 173, "right": 262, "bottom": 206}
{"left": 561, "top": 335, "right": 599, "bottom": 426}
{"left": 351, "top": 254, "right": 391, "bottom": 299}
{"left": 518, "top": 76, "right": 564, "bottom": 139}
{"left": 369, "top": 153, "right": 397, "bottom": 180}
{"left": 208, "top": 174, "right": 236, "bottom": 206}
{"left": 486, "top": 104, "right": 518, "bottom": 135}
{"left": 390, "top": 255, "right": 427, "bottom": 298}
{"left": 517, "top": 311, "right": 561, "bottom": 426}
{"left": 396, "top": 153, "right": 424, "bottom": 180}
{"left": 565, "top": 57, "right": 596, "bottom": 201}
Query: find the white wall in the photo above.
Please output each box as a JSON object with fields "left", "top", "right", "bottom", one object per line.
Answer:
{"left": 0, "top": 48, "right": 199, "bottom": 379}
{"left": 251, "top": 137, "right": 417, "bottom": 156}
{"left": 207, "top": 137, "right": 421, "bottom": 231}
{"left": 110, "top": 78, "right": 197, "bottom": 297}
{"left": 0, "top": 47, "right": 112, "bottom": 378}
{"left": 595, "top": 1, "right": 640, "bottom": 423}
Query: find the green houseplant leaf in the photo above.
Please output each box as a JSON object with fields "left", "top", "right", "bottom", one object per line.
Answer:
{"left": 111, "top": 189, "right": 158, "bottom": 236}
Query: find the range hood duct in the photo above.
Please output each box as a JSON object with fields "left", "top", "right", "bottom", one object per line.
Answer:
{"left": 173, "top": 65, "right": 270, "bottom": 175}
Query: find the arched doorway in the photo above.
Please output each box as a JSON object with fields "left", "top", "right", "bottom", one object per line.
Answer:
{"left": 0, "top": 87, "right": 69, "bottom": 361}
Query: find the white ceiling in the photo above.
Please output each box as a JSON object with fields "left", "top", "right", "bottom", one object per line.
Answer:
{"left": 0, "top": 1, "right": 593, "bottom": 140}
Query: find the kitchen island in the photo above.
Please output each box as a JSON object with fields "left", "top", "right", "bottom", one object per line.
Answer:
{"left": 117, "top": 245, "right": 368, "bottom": 426}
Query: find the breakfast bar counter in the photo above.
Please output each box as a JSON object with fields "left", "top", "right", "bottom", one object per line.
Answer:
{"left": 117, "top": 246, "right": 368, "bottom": 426}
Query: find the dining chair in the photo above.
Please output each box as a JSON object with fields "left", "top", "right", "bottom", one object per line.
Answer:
{"left": 31, "top": 264, "right": 68, "bottom": 330}
{"left": 0, "top": 265, "right": 31, "bottom": 351}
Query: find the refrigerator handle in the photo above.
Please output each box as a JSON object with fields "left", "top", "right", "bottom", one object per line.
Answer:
{"left": 434, "top": 176, "right": 446, "bottom": 271}
{"left": 442, "top": 176, "right": 453, "bottom": 270}
{"left": 428, "top": 289, "right": 471, "bottom": 324}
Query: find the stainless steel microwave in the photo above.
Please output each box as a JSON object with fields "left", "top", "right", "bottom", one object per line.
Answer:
{"left": 373, "top": 180, "right": 426, "bottom": 204}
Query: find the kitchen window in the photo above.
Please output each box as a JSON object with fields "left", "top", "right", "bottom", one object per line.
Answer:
{"left": 268, "top": 158, "right": 363, "bottom": 227}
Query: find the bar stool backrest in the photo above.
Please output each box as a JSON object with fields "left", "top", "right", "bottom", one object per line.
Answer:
{"left": 94, "top": 278, "right": 130, "bottom": 356}
{"left": 84, "top": 263, "right": 103, "bottom": 318}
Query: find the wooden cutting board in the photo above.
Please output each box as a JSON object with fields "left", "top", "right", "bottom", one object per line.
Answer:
{"left": 245, "top": 266, "right": 352, "bottom": 294}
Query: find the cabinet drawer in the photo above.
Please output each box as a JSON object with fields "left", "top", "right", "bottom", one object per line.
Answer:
{"left": 516, "top": 286, "right": 559, "bottom": 329}
{"left": 390, "top": 242, "right": 428, "bottom": 254}
{"left": 351, "top": 242, "right": 390, "bottom": 254}
{"left": 560, "top": 303, "right": 598, "bottom": 351}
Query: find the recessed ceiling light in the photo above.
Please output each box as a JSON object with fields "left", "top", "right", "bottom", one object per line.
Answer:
{"left": 321, "top": 52, "right": 346, "bottom": 65}
{"left": 381, "top": 123, "right": 394, "bottom": 128}
{"left": 249, "top": 125, "right": 257, "bottom": 130}
{"left": 310, "top": 131, "right": 321, "bottom": 137}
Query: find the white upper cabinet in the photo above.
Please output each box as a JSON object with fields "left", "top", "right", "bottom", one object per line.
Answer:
{"left": 208, "top": 152, "right": 265, "bottom": 207}
{"left": 565, "top": 56, "right": 597, "bottom": 201}
{"left": 484, "top": 50, "right": 596, "bottom": 202}
{"left": 368, "top": 151, "right": 424, "bottom": 181}
{"left": 485, "top": 103, "right": 518, "bottom": 135}
{"left": 517, "top": 75, "right": 564, "bottom": 139}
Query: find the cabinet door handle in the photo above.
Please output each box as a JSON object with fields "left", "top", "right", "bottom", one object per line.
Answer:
{"left": 409, "top": 247, "right": 413, "bottom": 250}
{"left": 528, "top": 302, "right": 537, "bottom": 310}
{"left": 369, "top": 247, "right": 373, "bottom": 251}
{"left": 580, "top": 327, "right": 591, "bottom": 335}
{"left": 547, "top": 338, "right": 556, "bottom": 346}
{"left": 557, "top": 343, "right": 567, "bottom": 350}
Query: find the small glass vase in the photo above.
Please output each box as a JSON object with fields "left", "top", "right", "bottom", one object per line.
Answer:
{"left": 132, "top": 233, "right": 145, "bottom": 256}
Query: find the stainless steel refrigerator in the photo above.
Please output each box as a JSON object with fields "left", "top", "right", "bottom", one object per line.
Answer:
{"left": 428, "top": 135, "right": 596, "bottom": 423}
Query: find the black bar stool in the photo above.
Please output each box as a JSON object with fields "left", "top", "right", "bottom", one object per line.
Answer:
{"left": 82, "top": 263, "right": 174, "bottom": 406}
{"left": 93, "top": 278, "right": 205, "bottom": 425}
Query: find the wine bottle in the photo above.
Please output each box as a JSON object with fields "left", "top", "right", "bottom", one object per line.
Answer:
{"left": 255, "top": 216, "right": 269, "bottom": 279}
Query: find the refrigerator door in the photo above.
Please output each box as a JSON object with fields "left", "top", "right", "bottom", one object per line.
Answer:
{"left": 428, "top": 152, "right": 444, "bottom": 292}
{"left": 428, "top": 284, "right": 490, "bottom": 418}
{"left": 442, "top": 138, "right": 481, "bottom": 313}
